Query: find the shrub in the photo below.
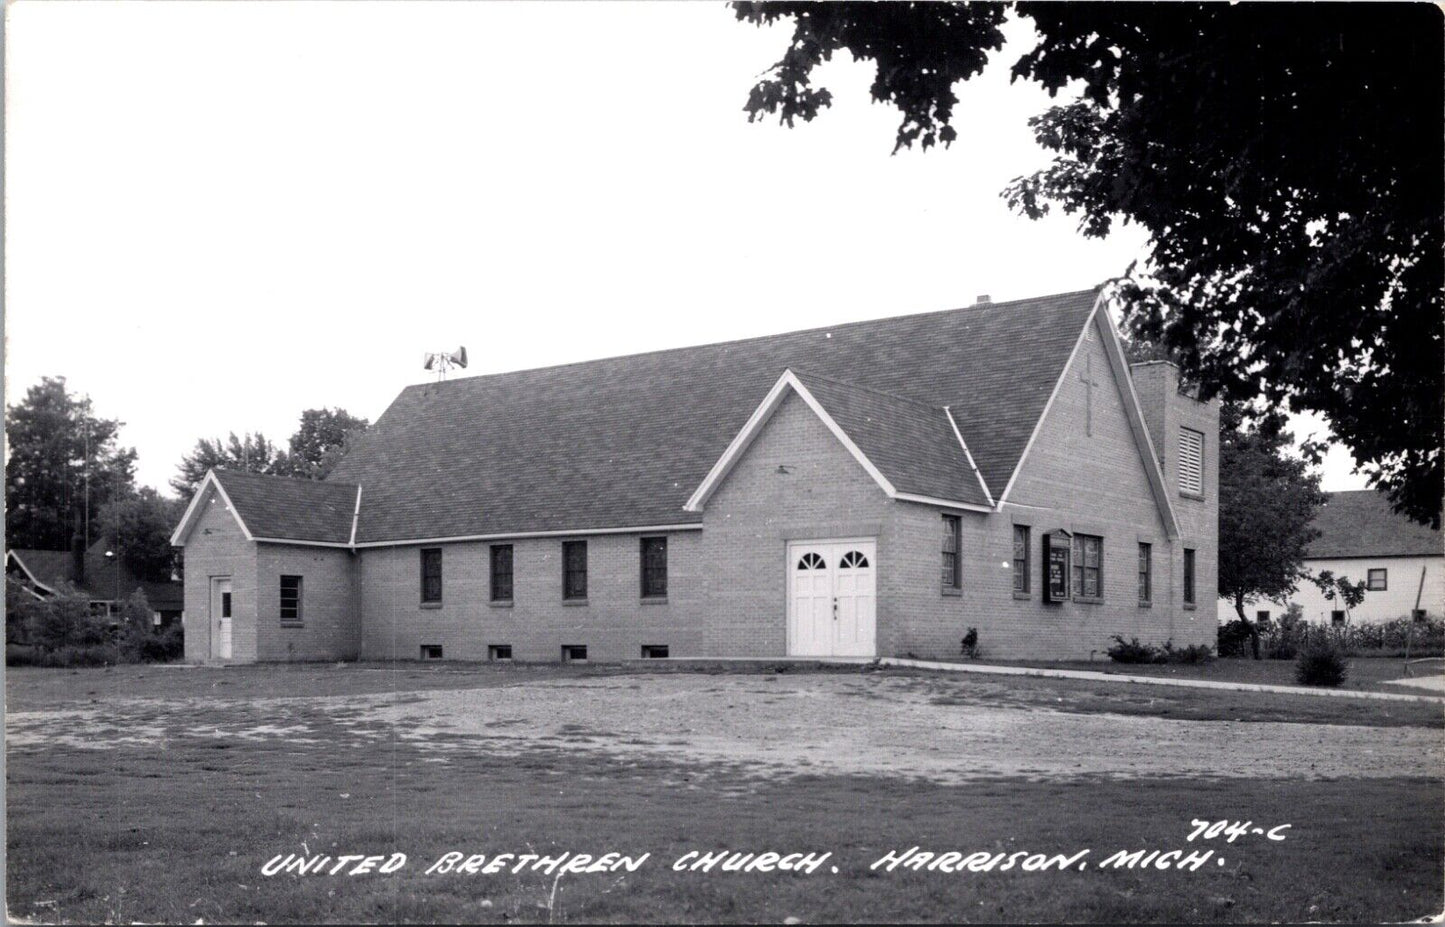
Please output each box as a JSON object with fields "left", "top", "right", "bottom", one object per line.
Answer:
{"left": 1107, "top": 635, "right": 1163, "bottom": 664}
{"left": 1259, "top": 622, "right": 1301, "bottom": 660}
{"left": 1296, "top": 646, "right": 1349, "bottom": 687}
{"left": 1217, "top": 620, "right": 1253, "bottom": 658}
{"left": 1161, "top": 642, "right": 1214, "bottom": 664}
{"left": 960, "top": 628, "right": 979, "bottom": 659}
{"left": 136, "top": 624, "right": 183, "bottom": 662}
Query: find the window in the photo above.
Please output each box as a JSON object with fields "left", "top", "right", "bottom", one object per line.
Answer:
{"left": 420, "top": 548, "right": 443, "bottom": 604}
{"left": 561, "top": 644, "right": 588, "bottom": 663}
{"left": 221, "top": 591, "right": 232, "bottom": 618}
{"left": 1012, "top": 526, "right": 1031, "bottom": 595}
{"left": 420, "top": 644, "right": 443, "bottom": 660}
{"left": 1179, "top": 427, "right": 1205, "bottom": 496}
{"left": 1367, "top": 568, "right": 1388, "bottom": 591}
{"left": 1183, "top": 548, "right": 1196, "bottom": 605}
{"left": 488, "top": 644, "right": 512, "bottom": 661}
{"left": 1256, "top": 609, "right": 1272, "bottom": 623}
{"left": 1331, "top": 610, "right": 1346, "bottom": 626}
{"left": 563, "top": 541, "right": 587, "bottom": 600}
{"left": 942, "top": 515, "right": 961, "bottom": 590}
{"left": 641, "top": 644, "right": 669, "bottom": 659}
{"left": 1413, "top": 609, "right": 1427, "bottom": 622}
{"left": 490, "top": 545, "right": 513, "bottom": 602}
{"left": 641, "top": 537, "right": 668, "bottom": 598}
{"left": 1137, "top": 543, "right": 1152, "bottom": 605}
{"left": 1071, "top": 534, "right": 1103, "bottom": 600}
{"left": 280, "top": 575, "right": 303, "bottom": 625}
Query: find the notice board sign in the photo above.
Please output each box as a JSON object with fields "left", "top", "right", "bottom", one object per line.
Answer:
{"left": 1043, "top": 531, "right": 1072, "bottom": 603}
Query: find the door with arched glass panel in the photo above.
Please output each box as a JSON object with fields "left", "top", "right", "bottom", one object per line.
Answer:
{"left": 786, "top": 539, "right": 877, "bottom": 657}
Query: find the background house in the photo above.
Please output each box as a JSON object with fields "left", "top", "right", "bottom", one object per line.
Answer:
{"left": 1218, "top": 489, "right": 1442, "bottom": 625}
{"left": 7, "top": 539, "right": 184, "bottom": 627}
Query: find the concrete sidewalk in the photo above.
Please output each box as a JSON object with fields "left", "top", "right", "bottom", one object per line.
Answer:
{"left": 878, "top": 657, "right": 1445, "bottom": 704}
{"left": 663, "top": 656, "right": 1445, "bottom": 704}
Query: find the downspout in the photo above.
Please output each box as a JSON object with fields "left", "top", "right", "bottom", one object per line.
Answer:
{"left": 348, "top": 486, "right": 363, "bottom": 551}
{"left": 348, "top": 485, "right": 363, "bottom": 661}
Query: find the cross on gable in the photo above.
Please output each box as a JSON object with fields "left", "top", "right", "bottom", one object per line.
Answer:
{"left": 1078, "top": 353, "right": 1101, "bottom": 436}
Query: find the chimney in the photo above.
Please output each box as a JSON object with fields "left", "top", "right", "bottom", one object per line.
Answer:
{"left": 974, "top": 294, "right": 991, "bottom": 306}
{"left": 1127, "top": 361, "right": 1175, "bottom": 465}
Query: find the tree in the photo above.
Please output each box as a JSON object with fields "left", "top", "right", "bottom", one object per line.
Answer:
{"left": 5, "top": 377, "right": 138, "bottom": 551}
{"left": 282, "top": 408, "right": 369, "bottom": 480}
{"left": 170, "top": 432, "right": 289, "bottom": 501}
{"left": 1217, "top": 402, "right": 1329, "bottom": 657}
{"left": 1310, "top": 570, "right": 1367, "bottom": 621}
{"left": 733, "top": 2, "right": 1442, "bottom": 527}
{"left": 97, "top": 487, "right": 184, "bottom": 583}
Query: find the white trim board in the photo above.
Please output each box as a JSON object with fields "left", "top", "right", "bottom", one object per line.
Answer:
{"left": 996, "top": 290, "right": 1103, "bottom": 506}
{"left": 348, "top": 523, "right": 705, "bottom": 549}
{"left": 943, "top": 405, "right": 995, "bottom": 507}
{"left": 993, "top": 290, "right": 1181, "bottom": 540}
{"left": 1093, "top": 302, "right": 1182, "bottom": 540}
{"left": 170, "top": 471, "right": 256, "bottom": 546}
{"left": 684, "top": 369, "right": 989, "bottom": 516}
{"left": 5, "top": 550, "right": 59, "bottom": 595}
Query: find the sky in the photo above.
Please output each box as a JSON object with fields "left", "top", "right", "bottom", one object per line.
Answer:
{"left": 6, "top": 1, "right": 1365, "bottom": 496}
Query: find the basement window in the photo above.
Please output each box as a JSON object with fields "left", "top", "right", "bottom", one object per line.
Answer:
{"left": 488, "top": 644, "right": 513, "bottom": 662}
{"left": 1330, "top": 611, "right": 1346, "bottom": 626}
{"left": 640, "top": 644, "right": 669, "bottom": 659}
{"left": 561, "top": 644, "right": 588, "bottom": 663}
{"left": 420, "top": 644, "right": 443, "bottom": 660}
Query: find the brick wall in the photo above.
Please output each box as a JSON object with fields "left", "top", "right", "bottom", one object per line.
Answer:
{"left": 180, "top": 485, "right": 257, "bottom": 662}
{"left": 357, "top": 530, "right": 704, "bottom": 662}
{"left": 1130, "top": 360, "right": 1221, "bottom": 645}
{"left": 254, "top": 544, "right": 361, "bottom": 661}
{"left": 882, "top": 325, "right": 1217, "bottom": 660}
{"left": 698, "top": 390, "right": 895, "bottom": 656}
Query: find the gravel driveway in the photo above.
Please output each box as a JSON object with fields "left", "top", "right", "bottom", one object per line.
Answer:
{"left": 17, "top": 671, "right": 1433, "bottom": 785}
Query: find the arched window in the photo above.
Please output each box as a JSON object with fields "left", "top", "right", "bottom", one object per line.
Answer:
{"left": 797, "top": 552, "right": 826, "bottom": 570}
{"left": 840, "top": 550, "right": 869, "bottom": 569}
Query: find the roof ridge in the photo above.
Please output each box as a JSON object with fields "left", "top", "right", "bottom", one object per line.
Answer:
{"left": 403, "top": 287, "right": 1102, "bottom": 393}
{"left": 213, "top": 468, "right": 358, "bottom": 488}
{"left": 788, "top": 366, "right": 945, "bottom": 411}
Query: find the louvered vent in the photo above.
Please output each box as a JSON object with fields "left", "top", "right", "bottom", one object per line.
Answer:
{"left": 1178, "top": 427, "right": 1204, "bottom": 495}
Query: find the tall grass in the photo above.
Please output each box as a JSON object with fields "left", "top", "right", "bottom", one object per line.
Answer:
{"left": 1220, "top": 615, "right": 1444, "bottom": 659}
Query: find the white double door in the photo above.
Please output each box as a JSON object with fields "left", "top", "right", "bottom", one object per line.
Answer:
{"left": 787, "top": 539, "right": 877, "bottom": 657}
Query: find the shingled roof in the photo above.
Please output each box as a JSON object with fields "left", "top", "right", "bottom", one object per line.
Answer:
{"left": 1306, "top": 490, "right": 1443, "bottom": 559}
{"left": 321, "top": 288, "right": 1099, "bottom": 543}
{"left": 7, "top": 542, "right": 183, "bottom": 609}
{"left": 207, "top": 470, "right": 359, "bottom": 544}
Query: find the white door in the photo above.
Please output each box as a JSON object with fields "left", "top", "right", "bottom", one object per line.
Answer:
{"left": 787, "top": 540, "right": 877, "bottom": 657}
{"left": 211, "top": 578, "right": 233, "bottom": 660}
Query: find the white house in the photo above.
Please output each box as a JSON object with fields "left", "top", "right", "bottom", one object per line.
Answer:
{"left": 1219, "top": 489, "right": 1442, "bottom": 625}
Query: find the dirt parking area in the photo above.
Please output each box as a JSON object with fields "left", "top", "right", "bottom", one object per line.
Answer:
{"left": 9, "top": 671, "right": 1440, "bottom": 784}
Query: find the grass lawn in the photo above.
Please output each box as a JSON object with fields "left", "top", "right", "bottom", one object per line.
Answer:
{"left": 8, "top": 663, "right": 1442, "bottom": 924}
{"left": 958, "top": 655, "right": 1441, "bottom": 692}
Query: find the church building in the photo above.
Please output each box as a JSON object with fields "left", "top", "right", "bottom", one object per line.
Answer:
{"left": 171, "top": 288, "right": 1218, "bottom": 663}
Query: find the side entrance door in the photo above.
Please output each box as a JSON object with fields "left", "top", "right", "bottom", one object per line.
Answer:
{"left": 786, "top": 539, "right": 877, "bottom": 657}
{"left": 210, "top": 577, "right": 233, "bottom": 660}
